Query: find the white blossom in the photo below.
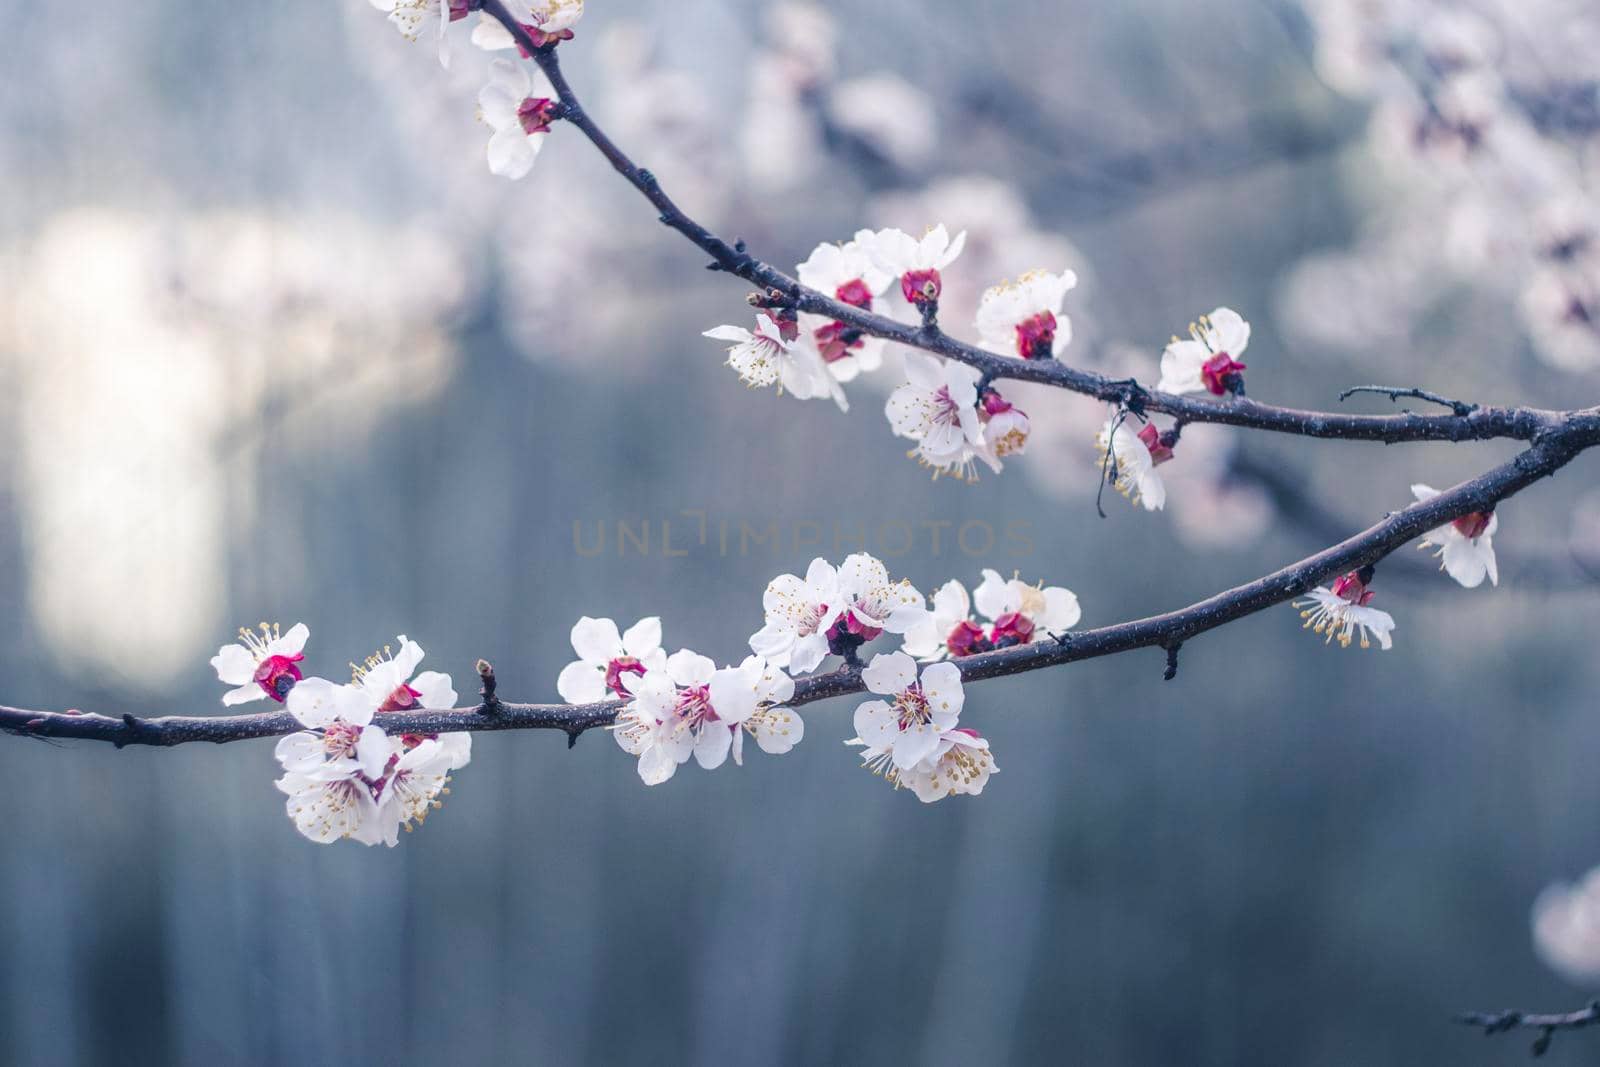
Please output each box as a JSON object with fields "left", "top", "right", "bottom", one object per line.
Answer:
{"left": 612, "top": 651, "right": 769, "bottom": 785}
{"left": 1411, "top": 484, "right": 1498, "bottom": 588}
{"left": 370, "top": 0, "right": 468, "bottom": 67}
{"left": 1533, "top": 866, "right": 1600, "bottom": 984}
{"left": 210, "top": 622, "right": 309, "bottom": 707}
{"left": 470, "top": 0, "right": 584, "bottom": 51}
{"left": 847, "top": 652, "right": 964, "bottom": 771}
{"left": 886, "top": 353, "right": 993, "bottom": 480}
{"left": 1157, "top": 307, "right": 1251, "bottom": 396}
{"left": 796, "top": 236, "right": 892, "bottom": 381}
{"left": 352, "top": 635, "right": 458, "bottom": 713}
{"left": 751, "top": 554, "right": 926, "bottom": 673}
{"left": 556, "top": 616, "right": 668, "bottom": 704}
{"left": 1095, "top": 414, "right": 1168, "bottom": 511}
{"left": 478, "top": 60, "right": 558, "bottom": 180}
{"left": 274, "top": 679, "right": 390, "bottom": 846}
{"left": 902, "top": 571, "right": 1079, "bottom": 660}
{"left": 974, "top": 269, "right": 1077, "bottom": 359}
{"left": 888, "top": 728, "right": 998, "bottom": 803}
{"left": 1293, "top": 571, "right": 1396, "bottom": 650}
{"left": 703, "top": 313, "right": 844, "bottom": 409}
{"left": 860, "top": 224, "right": 967, "bottom": 318}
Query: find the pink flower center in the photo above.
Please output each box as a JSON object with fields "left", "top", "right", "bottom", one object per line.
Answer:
{"left": 604, "top": 656, "right": 647, "bottom": 698}
{"left": 1452, "top": 511, "right": 1493, "bottom": 539}
{"left": 989, "top": 611, "right": 1036, "bottom": 646}
{"left": 827, "top": 610, "right": 883, "bottom": 644}
{"left": 901, "top": 269, "right": 942, "bottom": 307}
{"left": 1014, "top": 311, "right": 1057, "bottom": 359}
{"left": 1330, "top": 571, "right": 1375, "bottom": 606}
{"left": 378, "top": 683, "right": 423, "bottom": 713}
{"left": 835, "top": 278, "right": 873, "bottom": 310}
{"left": 510, "top": 20, "right": 576, "bottom": 56}
{"left": 980, "top": 390, "right": 1013, "bottom": 416}
{"left": 813, "top": 319, "right": 861, "bottom": 363}
{"left": 1138, "top": 423, "right": 1175, "bottom": 465}
{"left": 253, "top": 653, "right": 304, "bottom": 703}
{"left": 945, "top": 619, "right": 992, "bottom": 657}
{"left": 1200, "top": 352, "right": 1247, "bottom": 395}
{"left": 447, "top": 0, "right": 471, "bottom": 20}
{"left": 894, "top": 684, "right": 932, "bottom": 730}
{"left": 518, "top": 97, "right": 558, "bottom": 136}
{"left": 675, "top": 684, "right": 717, "bottom": 727}
{"left": 323, "top": 721, "right": 363, "bottom": 758}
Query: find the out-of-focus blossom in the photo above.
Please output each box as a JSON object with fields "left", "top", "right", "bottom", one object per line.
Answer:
{"left": 974, "top": 269, "right": 1078, "bottom": 360}
{"left": 1158, "top": 308, "right": 1250, "bottom": 396}
{"left": 1293, "top": 570, "right": 1396, "bottom": 650}
{"left": 478, "top": 60, "right": 559, "bottom": 180}
{"left": 1533, "top": 866, "right": 1600, "bottom": 984}
{"left": 556, "top": 616, "right": 668, "bottom": 703}
{"left": 826, "top": 74, "right": 937, "bottom": 173}
{"left": 470, "top": 0, "right": 584, "bottom": 52}
{"left": 1411, "top": 484, "right": 1498, "bottom": 588}
{"left": 371, "top": 0, "right": 470, "bottom": 66}
{"left": 211, "top": 622, "right": 309, "bottom": 706}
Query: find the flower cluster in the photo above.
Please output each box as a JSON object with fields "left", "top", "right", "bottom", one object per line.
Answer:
{"left": 210, "top": 627, "right": 470, "bottom": 846}
{"left": 750, "top": 553, "right": 929, "bottom": 673}
{"left": 846, "top": 653, "right": 996, "bottom": 803}
{"left": 902, "top": 570, "right": 1080, "bottom": 660}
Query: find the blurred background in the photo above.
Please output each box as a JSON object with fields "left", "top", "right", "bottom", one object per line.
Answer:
{"left": 1, "top": 0, "right": 1599, "bottom": 1063}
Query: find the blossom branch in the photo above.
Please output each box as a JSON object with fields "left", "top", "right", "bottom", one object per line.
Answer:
{"left": 480, "top": 4, "right": 1573, "bottom": 447}
{"left": 1338, "top": 384, "right": 1479, "bottom": 417}
{"left": 7, "top": 408, "right": 1593, "bottom": 751}
{"left": 1456, "top": 1000, "right": 1600, "bottom": 1057}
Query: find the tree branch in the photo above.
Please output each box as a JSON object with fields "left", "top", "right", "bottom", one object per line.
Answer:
{"left": 1457, "top": 1000, "right": 1600, "bottom": 1057}
{"left": 6, "top": 410, "right": 1593, "bottom": 749}
{"left": 473, "top": 4, "right": 1571, "bottom": 448}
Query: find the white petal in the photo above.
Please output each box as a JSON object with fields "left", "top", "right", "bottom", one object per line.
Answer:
{"left": 861, "top": 651, "right": 917, "bottom": 695}
{"left": 557, "top": 660, "right": 608, "bottom": 704}
{"left": 570, "top": 616, "right": 623, "bottom": 664}
{"left": 621, "top": 617, "right": 663, "bottom": 657}
{"left": 210, "top": 644, "right": 256, "bottom": 686}
{"left": 410, "top": 670, "right": 457, "bottom": 709}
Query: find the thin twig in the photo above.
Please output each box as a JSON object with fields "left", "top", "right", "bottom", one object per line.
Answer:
{"left": 1338, "top": 385, "right": 1479, "bottom": 418}
{"left": 1457, "top": 1000, "right": 1600, "bottom": 1057}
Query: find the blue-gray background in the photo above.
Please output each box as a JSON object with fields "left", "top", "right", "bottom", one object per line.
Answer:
{"left": 2, "top": 1, "right": 1599, "bottom": 1064}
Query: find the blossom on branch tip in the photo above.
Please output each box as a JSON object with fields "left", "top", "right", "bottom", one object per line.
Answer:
{"left": 371, "top": 0, "right": 470, "bottom": 67}
{"left": 478, "top": 60, "right": 559, "bottom": 180}
{"left": 847, "top": 652, "right": 965, "bottom": 771}
{"left": 211, "top": 622, "right": 309, "bottom": 706}
{"left": 1293, "top": 570, "right": 1396, "bottom": 650}
{"left": 556, "top": 616, "right": 668, "bottom": 703}
{"left": 886, "top": 353, "right": 995, "bottom": 481}
{"left": 1158, "top": 308, "right": 1250, "bottom": 396}
{"left": 1096, "top": 414, "right": 1169, "bottom": 510}
{"left": 1411, "top": 484, "right": 1498, "bottom": 587}
{"left": 470, "top": 0, "right": 584, "bottom": 52}
{"left": 860, "top": 224, "right": 967, "bottom": 318}
{"left": 975, "top": 269, "right": 1078, "bottom": 359}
